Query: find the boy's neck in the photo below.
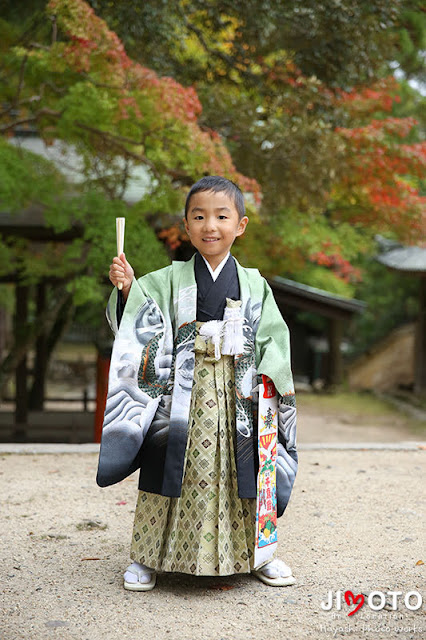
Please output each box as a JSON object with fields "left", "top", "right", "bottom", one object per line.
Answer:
{"left": 199, "top": 251, "right": 230, "bottom": 272}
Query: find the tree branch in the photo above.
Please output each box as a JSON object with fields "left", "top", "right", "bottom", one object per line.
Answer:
{"left": 14, "top": 55, "right": 28, "bottom": 111}
{"left": 118, "top": 157, "right": 130, "bottom": 199}
{"left": 0, "top": 108, "right": 62, "bottom": 133}
{"left": 29, "top": 41, "right": 51, "bottom": 52}
{"left": 176, "top": 7, "right": 258, "bottom": 85}
{"left": 50, "top": 15, "right": 57, "bottom": 45}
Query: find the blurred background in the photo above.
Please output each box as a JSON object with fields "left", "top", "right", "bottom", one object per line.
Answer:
{"left": 0, "top": 0, "right": 425, "bottom": 443}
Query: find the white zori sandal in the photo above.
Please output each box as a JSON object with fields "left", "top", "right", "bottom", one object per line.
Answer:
{"left": 252, "top": 559, "right": 296, "bottom": 587}
{"left": 123, "top": 562, "right": 156, "bottom": 591}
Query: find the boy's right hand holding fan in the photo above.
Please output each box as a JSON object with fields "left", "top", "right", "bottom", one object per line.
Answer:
{"left": 109, "top": 253, "right": 134, "bottom": 301}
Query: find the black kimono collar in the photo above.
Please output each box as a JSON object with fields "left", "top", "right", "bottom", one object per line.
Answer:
{"left": 194, "top": 252, "right": 240, "bottom": 321}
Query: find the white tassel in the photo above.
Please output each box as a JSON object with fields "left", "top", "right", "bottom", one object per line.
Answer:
{"left": 199, "top": 320, "right": 224, "bottom": 360}
{"left": 198, "top": 301, "right": 245, "bottom": 359}
{"left": 222, "top": 300, "right": 245, "bottom": 356}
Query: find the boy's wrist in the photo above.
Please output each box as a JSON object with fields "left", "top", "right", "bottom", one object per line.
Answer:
{"left": 122, "top": 281, "right": 132, "bottom": 301}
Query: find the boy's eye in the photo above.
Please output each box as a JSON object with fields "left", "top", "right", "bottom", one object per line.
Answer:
{"left": 194, "top": 215, "right": 203, "bottom": 220}
{"left": 218, "top": 215, "right": 228, "bottom": 220}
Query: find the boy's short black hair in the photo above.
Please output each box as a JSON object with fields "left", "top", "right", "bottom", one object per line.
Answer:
{"left": 185, "top": 176, "right": 246, "bottom": 219}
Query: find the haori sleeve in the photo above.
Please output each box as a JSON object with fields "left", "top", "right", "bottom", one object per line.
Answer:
{"left": 275, "top": 393, "right": 298, "bottom": 517}
{"left": 96, "top": 276, "right": 164, "bottom": 487}
{"left": 105, "top": 277, "right": 138, "bottom": 334}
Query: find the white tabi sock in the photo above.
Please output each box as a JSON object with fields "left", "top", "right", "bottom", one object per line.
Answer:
{"left": 260, "top": 559, "right": 293, "bottom": 579}
{"left": 124, "top": 561, "right": 155, "bottom": 584}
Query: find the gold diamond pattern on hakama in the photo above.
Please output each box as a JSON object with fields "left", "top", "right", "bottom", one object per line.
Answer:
{"left": 130, "top": 327, "right": 256, "bottom": 576}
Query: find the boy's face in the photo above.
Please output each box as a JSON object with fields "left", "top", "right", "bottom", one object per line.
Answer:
{"left": 184, "top": 190, "right": 248, "bottom": 269}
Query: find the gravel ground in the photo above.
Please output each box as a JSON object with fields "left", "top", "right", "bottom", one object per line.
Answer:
{"left": 1, "top": 446, "right": 424, "bottom": 640}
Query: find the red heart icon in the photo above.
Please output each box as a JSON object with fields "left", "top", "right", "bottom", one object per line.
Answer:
{"left": 344, "top": 590, "right": 365, "bottom": 616}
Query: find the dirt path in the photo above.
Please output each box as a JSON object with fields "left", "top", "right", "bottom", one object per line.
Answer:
{"left": 297, "top": 408, "right": 421, "bottom": 443}
{"left": 296, "top": 392, "right": 424, "bottom": 444}
{"left": 1, "top": 448, "right": 424, "bottom": 640}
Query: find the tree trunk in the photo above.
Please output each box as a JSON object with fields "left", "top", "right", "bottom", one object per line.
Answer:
{"left": 326, "top": 317, "right": 343, "bottom": 390}
{"left": 28, "top": 284, "right": 48, "bottom": 411}
{"left": 14, "top": 285, "right": 29, "bottom": 439}
{"left": 28, "top": 287, "right": 74, "bottom": 410}
{"left": 0, "top": 289, "right": 71, "bottom": 398}
{"left": 414, "top": 276, "right": 426, "bottom": 395}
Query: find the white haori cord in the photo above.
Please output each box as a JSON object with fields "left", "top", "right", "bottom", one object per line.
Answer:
{"left": 198, "top": 301, "right": 245, "bottom": 360}
{"left": 221, "top": 301, "right": 245, "bottom": 356}
{"left": 198, "top": 320, "right": 224, "bottom": 360}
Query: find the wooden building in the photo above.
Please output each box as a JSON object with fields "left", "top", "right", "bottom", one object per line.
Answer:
{"left": 376, "top": 237, "right": 426, "bottom": 395}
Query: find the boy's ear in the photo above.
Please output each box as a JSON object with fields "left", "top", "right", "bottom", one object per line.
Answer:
{"left": 183, "top": 216, "right": 190, "bottom": 235}
{"left": 237, "top": 216, "right": 249, "bottom": 236}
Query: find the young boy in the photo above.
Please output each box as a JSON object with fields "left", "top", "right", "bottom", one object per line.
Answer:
{"left": 98, "top": 176, "right": 298, "bottom": 590}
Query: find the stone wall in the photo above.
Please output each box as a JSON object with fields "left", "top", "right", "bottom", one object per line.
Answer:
{"left": 347, "top": 323, "right": 414, "bottom": 392}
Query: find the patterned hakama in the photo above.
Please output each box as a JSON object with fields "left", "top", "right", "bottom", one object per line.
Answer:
{"left": 130, "top": 325, "right": 257, "bottom": 576}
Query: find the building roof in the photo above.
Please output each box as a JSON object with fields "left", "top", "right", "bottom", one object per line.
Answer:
{"left": 0, "top": 206, "right": 82, "bottom": 241}
{"left": 269, "top": 276, "right": 366, "bottom": 320}
{"left": 374, "top": 234, "right": 426, "bottom": 274}
{"left": 376, "top": 246, "right": 426, "bottom": 274}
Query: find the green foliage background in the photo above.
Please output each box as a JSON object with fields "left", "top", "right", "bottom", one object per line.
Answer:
{"left": 0, "top": 0, "right": 424, "bottom": 358}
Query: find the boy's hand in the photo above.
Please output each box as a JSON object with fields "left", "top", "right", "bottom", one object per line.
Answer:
{"left": 109, "top": 253, "right": 134, "bottom": 300}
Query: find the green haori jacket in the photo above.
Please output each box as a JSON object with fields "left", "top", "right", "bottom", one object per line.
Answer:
{"left": 96, "top": 255, "right": 298, "bottom": 517}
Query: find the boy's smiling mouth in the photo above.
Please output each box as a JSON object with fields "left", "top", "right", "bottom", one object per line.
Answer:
{"left": 202, "top": 237, "right": 220, "bottom": 242}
